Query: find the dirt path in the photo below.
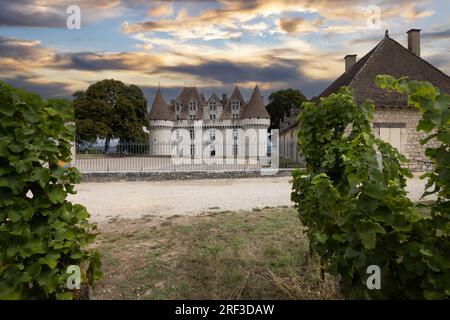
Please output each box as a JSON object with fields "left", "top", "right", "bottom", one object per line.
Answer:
{"left": 70, "top": 175, "right": 433, "bottom": 222}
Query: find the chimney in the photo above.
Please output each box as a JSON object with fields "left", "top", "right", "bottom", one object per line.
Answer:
{"left": 407, "top": 29, "right": 421, "bottom": 57}
{"left": 344, "top": 54, "right": 357, "bottom": 72}
{"left": 222, "top": 93, "right": 227, "bottom": 103}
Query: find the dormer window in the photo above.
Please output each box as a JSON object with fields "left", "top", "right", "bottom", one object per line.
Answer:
{"left": 175, "top": 103, "right": 181, "bottom": 112}
{"left": 189, "top": 102, "right": 197, "bottom": 111}
{"left": 231, "top": 101, "right": 240, "bottom": 110}
{"left": 209, "top": 114, "right": 216, "bottom": 120}
{"left": 209, "top": 101, "right": 217, "bottom": 110}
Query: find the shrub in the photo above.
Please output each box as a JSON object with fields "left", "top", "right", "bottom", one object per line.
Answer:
{"left": 0, "top": 81, "right": 101, "bottom": 299}
{"left": 376, "top": 75, "right": 450, "bottom": 299}
{"left": 291, "top": 84, "right": 449, "bottom": 299}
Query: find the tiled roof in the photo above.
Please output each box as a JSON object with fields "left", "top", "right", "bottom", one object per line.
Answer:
{"left": 316, "top": 33, "right": 450, "bottom": 107}
{"left": 281, "top": 32, "right": 450, "bottom": 133}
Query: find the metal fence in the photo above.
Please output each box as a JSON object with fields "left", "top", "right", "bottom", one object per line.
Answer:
{"left": 73, "top": 141, "right": 287, "bottom": 173}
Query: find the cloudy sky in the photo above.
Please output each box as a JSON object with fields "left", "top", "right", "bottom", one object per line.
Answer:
{"left": 0, "top": 0, "right": 449, "bottom": 104}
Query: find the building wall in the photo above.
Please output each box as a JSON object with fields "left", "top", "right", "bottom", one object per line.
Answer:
{"left": 148, "top": 120, "right": 173, "bottom": 156}
{"left": 280, "top": 127, "right": 300, "bottom": 163}
{"left": 149, "top": 120, "right": 269, "bottom": 163}
{"left": 279, "top": 108, "right": 435, "bottom": 171}
{"left": 373, "top": 107, "right": 436, "bottom": 171}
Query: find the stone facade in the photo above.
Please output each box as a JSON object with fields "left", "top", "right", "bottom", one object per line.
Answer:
{"left": 279, "top": 107, "right": 436, "bottom": 172}
{"left": 373, "top": 107, "right": 435, "bottom": 171}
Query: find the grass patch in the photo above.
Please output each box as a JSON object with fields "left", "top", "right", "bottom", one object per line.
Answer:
{"left": 93, "top": 207, "right": 340, "bottom": 300}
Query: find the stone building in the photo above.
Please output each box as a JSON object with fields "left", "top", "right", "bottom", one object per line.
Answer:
{"left": 148, "top": 85, "right": 271, "bottom": 164}
{"left": 280, "top": 29, "right": 450, "bottom": 171}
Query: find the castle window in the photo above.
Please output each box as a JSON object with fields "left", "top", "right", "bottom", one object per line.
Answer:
{"left": 210, "top": 145, "right": 216, "bottom": 157}
{"left": 209, "top": 101, "right": 217, "bottom": 110}
{"left": 175, "top": 103, "right": 181, "bottom": 111}
{"left": 210, "top": 129, "right": 216, "bottom": 141}
{"left": 232, "top": 129, "right": 238, "bottom": 140}
{"left": 209, "top": 114, "right": 216, "bottom": 120}
{"left": 232, "top": 113, "right": 239, "bottom": 120}
{"left": 190, "top": 129, "right": 195, "bottom": 140}
{"left": 233, "top": 144, "right": 238, "bottom": 157}
{"left": 189, "top": 114, "right": 196, "bottom": 121}
{"left": 176, "top": 115, "right": 180, "bottom": 121}
{"left": 189, "top": 102, "right": 197, "bottom": 111}
{"left": 231, "top": 101, "right": 240, "bottom": 110}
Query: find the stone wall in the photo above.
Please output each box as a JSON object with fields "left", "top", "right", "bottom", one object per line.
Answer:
{"left": 278, "top": 107, "right": 436, "bottom": 172}
{"left": 373, "top": 107, "right": 435, "bottom": 171}
{"left": 80, "top": 169, "right": 295, "bottom": 182}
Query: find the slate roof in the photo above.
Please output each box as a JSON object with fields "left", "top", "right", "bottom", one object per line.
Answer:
{"left": 316, "top": 32, "right": 450, "bottom": 107}
{"left": 176, "top": 87, "right": 204, "bottom": 119}
{"left": 148, "top": 88, "right": 173, "bottom": 121}
{"left": 241, "top": 85, "right": 270, "bottom": 119}
{"left": 207, "top": 93, "right": 223, "bottom": 105}
{"left": 221, "top": 86, "right": 245, "bottom": 120}
{"left": 149, "top": 85, "right": 270, "bottom": 121}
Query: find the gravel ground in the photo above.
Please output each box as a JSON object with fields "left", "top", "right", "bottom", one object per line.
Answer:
{"left": 70, "top": 175, "right": 434, "bottom": 222}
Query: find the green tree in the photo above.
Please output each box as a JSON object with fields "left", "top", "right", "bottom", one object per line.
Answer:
{"left": 291, "top": 81, "right": 449, "bottom": 299}
{"left": 73, "top": 79, "right": 148, "bottom": 151}
{"left": 0, "top": 81, "right": 101, "bottom": 299}
{"left": 266, "top": 88, "right": 307, "bottom": 129}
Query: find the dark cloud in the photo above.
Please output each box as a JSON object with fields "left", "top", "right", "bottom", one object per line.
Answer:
{"left": 0, "top": 0, "right": 126, "bottom": 28}
{"left": 154, "top": 56, "right": 332, "bottom": 99}
{"left": 0, "top": 36, "right": 48, "bottom": 60}
{"left": 423, "top": 29, "right": 450, "bottom": 40}
{"left": 1, "top": 75, "right": 72, "bottom": 99}
{"left": 51, "top": 51, "right": 161, "bottom": 71}
{"left": 0, "top": 2, "right": 67, "bottom": 28}
{"left": 158, "top": 58, "right": 303, "bottom": 84}
{"left": 279, "top": 17, "right": 324, "bottom": 34}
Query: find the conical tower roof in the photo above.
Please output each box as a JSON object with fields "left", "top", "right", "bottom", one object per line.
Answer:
{"left": 148, "top": 88, "right": 173, "bottom": 121}
{"left": 241, "top": 85, "right": 270, "bottom": 119}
